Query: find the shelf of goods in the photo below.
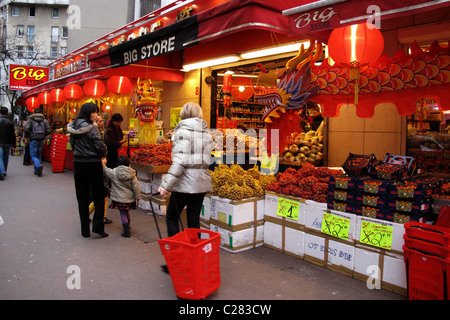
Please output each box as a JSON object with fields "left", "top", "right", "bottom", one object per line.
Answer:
{"left": 217, "top": 100, "right": 266, "bottom": 129}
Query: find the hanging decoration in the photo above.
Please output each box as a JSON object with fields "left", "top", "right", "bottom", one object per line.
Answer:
{"left": 308, "top": 40, "right": 450, "bottom": 118}
{"left": 50, "top": 88, "right": 66, "bottom": 103}
{"left": 131, "top": 78, "right": 157, "bottom": 145}
{"left": 26, "top": 96, "right": 40, "bottom": 112}
{"left": 327, "top": 23, "right": 384, "bottom": 104}
{"left": 37, "top": 92, "right": 52, "bottom": 105}
{"left": 230, "top": 77, "right": 254, "bottom": 101}
{"left": 101, "top": 101, "right": 113, "bottom": 113}
{"left": 83, "top": 79, "right": 105, "bottom": 97}
{"left": 223, "top": 73, "right": 232, "bottom": 93}
{"left": 64, "top": 84, "right": 83, "bottom": 100}
{"left": 254, "top": 39, "right": 322, "bottom": 153}
{"left": 107, "top": 76, "right": 132, "bottom": 94}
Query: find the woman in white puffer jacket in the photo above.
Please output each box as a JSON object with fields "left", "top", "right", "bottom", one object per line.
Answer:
{"left": 158, "top": 102, "right": 213, "bottom": 239}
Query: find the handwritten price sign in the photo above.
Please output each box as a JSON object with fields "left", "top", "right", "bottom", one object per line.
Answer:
{"left": 321, "top": 212, "right": 350, "bottom": 240}
{"left": 360, "top": 220, "right": 393, "bottom": 250}
{"left": 277, "top": 197, "right": 300, "bottom": 221}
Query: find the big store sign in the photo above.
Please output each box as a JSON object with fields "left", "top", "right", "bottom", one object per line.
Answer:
{"left": 9, "top": 64, "right": 50, "bottom": 90}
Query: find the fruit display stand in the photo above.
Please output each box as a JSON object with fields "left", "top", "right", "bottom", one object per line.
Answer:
{"left": 130, "top": 161, "right": 170, "bottom": 214}
{"left": 209, "top": 195, "right": 265, "bottom": 253}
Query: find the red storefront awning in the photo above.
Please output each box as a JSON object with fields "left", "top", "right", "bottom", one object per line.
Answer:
{"left": 283, "top": 0, "right": 450, "bottom": 41}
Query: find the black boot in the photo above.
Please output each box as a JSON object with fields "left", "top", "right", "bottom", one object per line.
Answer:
{"left": 121, "top": 223, "right": 130, "bottom": 238}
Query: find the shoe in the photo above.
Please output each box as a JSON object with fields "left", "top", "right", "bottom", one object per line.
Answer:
{"left": 0, "top": 174, "right": 5, "bottom": 181}
{"left": 37, "top": 166, "right": 43, "bottom": 177}
{"left": 121, "top": 223, "right": 130, "bottom": 238}
{"left": 103, "top": 217, "right": 113, "bottom": 224}
{"left": 94, "top": 232, "right": 109, "bottom": 238}
{"left": 161, "top": 265, "right": 169, "bottom": 274}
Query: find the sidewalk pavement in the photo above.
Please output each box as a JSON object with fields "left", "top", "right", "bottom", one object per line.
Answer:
{"left": 0, "top": 156, "right": 405, "bottom": 301}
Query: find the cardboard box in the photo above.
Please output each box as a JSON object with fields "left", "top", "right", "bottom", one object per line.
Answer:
{"left": 353, "top": 244, "right": 407, "bottom": 296}
{"left": 305, "top": 202, "right": 357, "bottom": 242}
{"left": 356, "top": 216, "right": 405, "bottom": 253}
{"left": 209, "top": 195, "right": 265, "bottom": 231}
{"left": 304, "top": 231, "right": 355, "bottom": 277}
{"left": 139, "top": 192, "right": 167, "bottom": 215}
{"left": 263, "top": 219, "right": 305, "bottom": 259}
{"left": 210, "top": 223, "right": 264, "bottom": 253}
{"left": 264, "top": 192, "right": 306, "bottom": 225}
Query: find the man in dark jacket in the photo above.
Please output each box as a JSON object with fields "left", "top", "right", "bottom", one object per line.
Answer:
{"left": 24, "top": 107, "right": 51, "bottom": 177}
{"left": 0, "top": 107, "right": 16, "bottom": 180}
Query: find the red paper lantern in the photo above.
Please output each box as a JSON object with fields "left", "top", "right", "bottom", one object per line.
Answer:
{"left": 50, "top": 88, "right": 66, "bottom": 103}
{"left": 107, "top": 76, "right": 132, "bottom": 94}
{"left": 38, "top": 92, "right": 52, "bottom": 105}
{"left": 327, "top": 23, "right": 384, "bottom": 66}
{"left": 64, "top": 84, "right": 83, "bottom": 99}
{"left": 101, "top": 102, "right": 113, "bottom": 113}
{"left": 230, "top": 77, "right": 254, "bottom": 101}
{"left": 26, "top": 96, "right": 40, "bottom": 112}
{"left": 83, "top": 79, "right": 105, "bottom": 97}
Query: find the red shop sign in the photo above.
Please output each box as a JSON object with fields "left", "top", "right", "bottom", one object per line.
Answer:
{"left": 8, "top": 64, "right": 50, "bottom": 90}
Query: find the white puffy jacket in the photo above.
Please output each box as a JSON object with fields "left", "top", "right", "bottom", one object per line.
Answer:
{"left": 161, "top": 117, "right": 213, "bottom": 194}
{"left": 104, "top": 165, "right": 141, "bottom": 204}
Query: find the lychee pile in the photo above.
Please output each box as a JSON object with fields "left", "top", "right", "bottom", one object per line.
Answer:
{"left": 266, "top": 163, "right": 343, "bottom": 203}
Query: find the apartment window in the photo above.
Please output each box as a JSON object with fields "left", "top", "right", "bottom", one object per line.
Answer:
{"left": 62, "top": 27, "right": 68, "bottom": 39}
{"left": 16, "top": 46, "right": 24, "bottom": 58}
{"left": 12, "top": 6, "right": 19, "bottom": 16}
{"left": 52, "top": 8, "right": 59, "bottom": 18}
{"left": 27, "top": 46, "right": 34, "bottom": 58}
{"left": 51, "top": 27, "right": 59, "bottom": 43}
{"left": 27, "top": 26, "right": 35, "bottom": 42}
{"left": 17, "top": 25, "right": 25, "bottom": 37}
{"left": 51, "top": 47, "right": 59, "bottom": 59}
{"left": 29, "top": 7, "right": 36, "bottom": 17}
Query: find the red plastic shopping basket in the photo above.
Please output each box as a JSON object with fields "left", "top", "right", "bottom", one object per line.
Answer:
{"left": 403, "top": 246, "right": 449, "bottom": 300}
{"left": 404, "top": 222, "right": 450, "bottom": 246}
{"left": 158, "top": 228, "right": 221, "bottom": 300}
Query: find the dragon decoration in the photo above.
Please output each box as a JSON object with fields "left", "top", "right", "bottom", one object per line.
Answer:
{"left": 254, "top": 39, "right": 450, "bottom": 154}
{"left": 131, "top": 77, "right": 158, "bottom": 145}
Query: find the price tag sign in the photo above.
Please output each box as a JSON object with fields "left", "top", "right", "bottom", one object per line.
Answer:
{"left": 321, "top": 212, "right": 350, "bottom": 240}
{"left": 360, "top": 220, "right": 393, "bottom": 250}
{"left": 277, "top": 197, "right": 300, "bottom": 221}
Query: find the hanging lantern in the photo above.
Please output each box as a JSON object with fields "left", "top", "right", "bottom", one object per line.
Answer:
{"left": 50, "top": 88, "right": 66, "bottom": 103}
{"left": 101, "top": 102, "right": 113, "bottom": 113}
{"left": 107, "top": 76, "right": 132, "bottom": 94}
{"left": 26, "top": 96, "right": 40, "bottom": 112}
{"left": 223, "top": 73, "right": 232, "bottom": 93}
{"left": 83, "top": 79, "right": 105, "bottom": 97}
{"left": 230, "top": 77, "right": 254, "bottom": 101}
{"left": 37, "top": 92, "right": 52, "bottom": 105}
{"left": 327, "top": 23, "right": 384, "bottom": 104}
{"left": 64, "top": 84, "right": 83, "bottom": 99}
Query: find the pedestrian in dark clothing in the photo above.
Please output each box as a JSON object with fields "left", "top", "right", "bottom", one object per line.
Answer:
{"left": 0, "top": 107, "right": 16, "bottom": 180}
{"left": 104, "top": 113, "right": 126, "bottom": 169}
{"left": 67, "top": 103, "right": 108, "bottom": 238}
{"left": 24, "top": 107, "right": 50, "bottom": 176}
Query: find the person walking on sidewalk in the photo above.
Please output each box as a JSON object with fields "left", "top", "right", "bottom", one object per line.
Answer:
{"left": 67, "top": 103, "right": 108, "bottom": 238}
{"left": 103, "top": 155, "right": 140, "bottom": 238}
{"left": 158, "top": 102, "right": 213, "bottom": 236}
{"left": 0, "top": 106, "right": 16, "bottom": 180}
{"left": 24, "top": 107, "right": 50, "bottom": 177}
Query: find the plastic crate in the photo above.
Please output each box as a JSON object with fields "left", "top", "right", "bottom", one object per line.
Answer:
{"left": 404, "top": 222, "right": 450, "bottom": 247}
{"left": 158, "top": 229, "right": 221, "bottom": 300}
{"left": 404, "top": 235, "right": 450, "bottom": 259}
{"left": 403, "top": 246, "right": 449, "bottom": 300}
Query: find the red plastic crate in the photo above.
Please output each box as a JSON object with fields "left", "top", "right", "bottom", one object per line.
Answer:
{"left": 158, "top": 229, "right": 221, "bottom": 300}
{"left": 403, "top": 246, "right": 449, "bottom": 300}
{"left": 404, "top": 222, "right": 450, "bottom": 246}
{"left": 404, "top": 235, "right": 450, "bottom": 259}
